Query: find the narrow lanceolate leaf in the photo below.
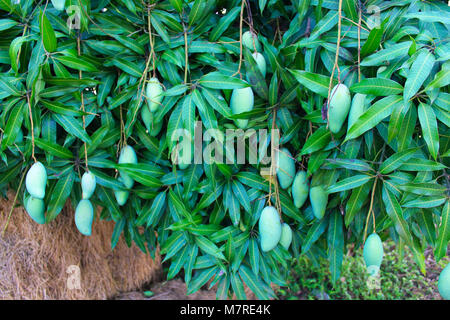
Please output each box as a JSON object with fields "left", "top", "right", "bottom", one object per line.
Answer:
{"left": 403, "top": 11, "right": 450, "bottom": 25}
{"left": 361, "top": 41, "right": 411, "bottom": 66}
{"left": 309, "top": 10, "right": 339, "bottom": 40}
{"left": 300, "top": 126, "right": 331, "bottom": 155}
{"left": 1, "top": 102, "right": 23, "bottom": 149}
{"left": 187, "top": 267, "right": 219, "bottom": 295}
{"left": 435, "top": 201, "right": 450, "bottom": 262}
{"left": 415, "top": 209, "right": 436, "bottom": 245}
{"left": 195, "top": 236, "right": 226, "bottom": 260}
{"left": 398, "top": 158, "right": 446, "bottom": 172}
{"left": 0, "top": 19, "right": 18, "bottom": 31}
{"left": 110, "top": 57, "right": 143, "bottom": 77}
{"left": 327, "top": 175, "right": 372, "bottom": 194}
{"left": 379, "top": 147, "right": 419, "bottom": 174}
{"left": 209, "top": 7, "right": 240, "bottom": 42}
{"left": 302, "top": 217, "right": 328, "bottom": 253}
{"left": 418, "top": 103, "right": 439, "bottom": 160}
{"left": 200, "top": 72, "right": 249, "bottom": 89}
{"left": 231, "top": 180, "right": 251, "bottom": 213}
{"left": 54, "top": 55, "right": 99, "bottom": 72}
{"left": 326, "top": 158, "right": 373, "bottom": 172}
{"left": 360, "top": 25, "right": 383, "bottom": 57}
{"left": 40, "top": 99, "right": 86, "bottom": 116}
{"left": 53, "top": 114, "right": 91, "bottom": 143}
{"left": 39, "top": 10, "right": 57, "bottom": 53}
{"left": 34, "top": 138, "right": 73, "bottom": 159}
{"left": 239, "top": 265, "right": 272, "bottom": 300}
{"left": 382, "top": 185, "right": 413, "bottom": 246}
{"left": 345, "top": 95, "right": 402, "bottom": 142}
{"left": 403, "top": 49, "right": 435, "bottom": 103}
{"left": 350, "top": 78, "right": 403, "bottom": 96}
{"left": 402, "top": 196, "right": 446, "bottom": 209}
{"left": 46, "top": 169, "right": 75, "bottom": 222}
{"left": 345, "top": 182, "right": 371, "bottom": 227}
{"left": 289, "top": 69, "right": 337, "bottom": 97}
{"left": 425, "top": 68, "right": 450, "bottom": 90}
{"left": 327, "top": 211, "right": 344, "bottom": 284}
{"left": 398, "top": 182, "right": 446, "bottom": 196}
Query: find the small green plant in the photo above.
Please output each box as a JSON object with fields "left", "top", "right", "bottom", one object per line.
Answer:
{"left": 279, "top": 242, "right": 444, "bottom": 300}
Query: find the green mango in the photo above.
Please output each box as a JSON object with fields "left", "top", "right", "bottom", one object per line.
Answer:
{"left": 347, "top": 93, "right": 366, "bottom": 132}
{"left": 292, "top": 171, "right": 309, "bottom": 208}
{"left": 141, "top": 106, "right": 163, "bottom": 136}
{"left": 279, "top": 223, "right": 292, "bottom": 250}
{"left": 363, "top": 233, "right": 384, "bottom": 276}
{"left": 252, "top": 52, "right": 266, "bottom": 77}
{"left": 328, "top": 83, "right": 351, "bottom": 133}
{"left": 242, "top": 31, "right": 261, "bottom": 52}
{"left": 25, "top": 161, "right": 47, "bottom": 200}
{"left": 75, "top": 199, "right": 94, "bottom": 236}
{"left": 25, "top": 196, "right": 45, "bottom": 224}
{"left": 81, "top": 171, "right": 96, "bottom": 200}
{"left": 230, "top": 86, "right": 254, "bottom": 129}
{"left": 118, "top": 145, "right": 138, "bottom": 189}
{"left": 276, "top": 148, "right": 295, "bottom": 189}
{"left": 259, "top": 206, "right": 282, "bottom": 252}
{"left": 51, "top": 0, "right": 65, "bottom": 11}
{"left": 309, "top": 186, "right": 327, "bottom": 219}
{"left": 146, "top": 77, "right": 163, "bottom": 112}
{"left": 438, "top": 263, "right": 450, "bottom": 300}
{"left": 114, "top": 189, "right": 129, "bottom": 206}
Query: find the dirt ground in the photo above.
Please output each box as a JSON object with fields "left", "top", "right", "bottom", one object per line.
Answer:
{"left": 114, "top": 246, "right": 449, "bottom": 300}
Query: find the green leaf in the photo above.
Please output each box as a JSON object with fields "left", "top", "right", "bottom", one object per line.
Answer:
{"left": 382, "top": 185, "right": 413, "bottom": 246}
{"left": 326, "top": 158, "right": 373, "bottom": 172}
{"left": 209, "top": 7, "right": 240, "bottom": 42}
{"left": 110, "top": 57, "right": 142, "bottom": 77}
{"left": 327, "top": 211, "right": 344, "bottom": 284}
{"left": 402, "top": 196, "right": 446, "bottom": 209}
{"left": 403, "top": 49, "right": 435, "bottom": 103}
{"left": 39, "top": 10, "right": 57, "bottom": 53}
{"left": 435, "top": 201, "right": 450, "bottom": 262}
{"left": 53, "top": 114, "right": 91, "bottom": 143}
{"left": 187, "top": 267, "right": 219, "bottom": 295}
{"left": 379, "top": 147, "right": 419, "bottom": 174}
{"left": 200, "top": 72, "right": 249, "bottom": 89}
{"left": 34, "top": 137, "right": 73, "bottom": 159}
{"left": 46, "top": 169, "right": 75, "bottom": 222}
{"left": 350, "top": 78, "right": 403, "bottom": 96}
{"left": 55, "top": 55, "right": 99, "bottom": 72}
{"left": 345, "top": 182, "right": 371, "bottom": 227}
{"left": 309, "top": 10, "right": 339, "bottom": 41}
{"left": 40, "top": 99, "right": 86, "bottom": 116}
{"left": 289, "top": 69, "right": 337, "bottom": 97}
{"left": 327, "top": 175, "right": 372, "bottom": 194}
{"left": 360, "top": 25, "right": 383, "bottom": 57}
{"left": 361, "top": 42, "right": 411, "bottom": 66}
{"left": 403, "top": 11, "right": 450, "bottom": 25}
{"left": 301, "top": 126, "right": 331, "bottom": 155}
{"left": 417, "top": 103, "right": 439, "bottom": 160}
{"left": 398, "top": 158, "right": 446, "bottom": 172}
{"left": 195, "top": 236, "right": 226, "bottom": 260}
{"left": 1, "top": 101, "right": 23, "bottom": 150}
{"left": 0, "top": 19, "right": 18, "bottom": 31}
{"left": 302, "top": 217, "right": 328, "bottom": 253}
{"left": 239, "top": 264, "right": 272, "bottom": 300}
{"left": 345, "top": 95, "right": 402, "bottom": 142}
{"left": 425, "top": 68, "right": 450, "bottom": 91}
{"left": 398, "top": 182, "right": 446, "bottom": 196}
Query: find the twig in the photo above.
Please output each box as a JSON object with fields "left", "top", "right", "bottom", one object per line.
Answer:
{"left": 232, "top": 0, "right": 246, "bottom": 79}
{"left": 326, "top": 0, "right": 343, "bottom": 130}
{"left": 357, "top": 5, "right": 362, "bottom": 82}
{"left": 1, "top": 168, "right": 27, "bottom": 236}
{"left": 363, "top": 177, "right": 378, "bottom": 243}
{"left": 77, "top": 34, "right": 88, "bottom": 171}
{"left": 25, "top": 93, "right": 37, "bottom": 163}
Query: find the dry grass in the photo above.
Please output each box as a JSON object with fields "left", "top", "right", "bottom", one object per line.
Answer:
{"left": 0, "top": 191, "right": 162, "bottom": 300}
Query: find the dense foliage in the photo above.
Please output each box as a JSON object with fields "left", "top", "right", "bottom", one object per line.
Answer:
{"left": 0, "top": 0, "right": 449, "bottom": 299}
